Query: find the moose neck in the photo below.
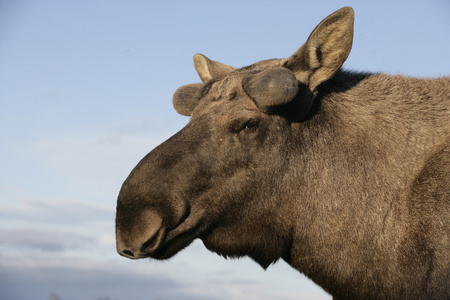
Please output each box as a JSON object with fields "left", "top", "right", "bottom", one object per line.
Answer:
{"left": 283, "top": 71, "right": 449, "bottom": 297}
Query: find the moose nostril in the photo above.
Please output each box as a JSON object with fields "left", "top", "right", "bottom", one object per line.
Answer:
{"left": 122, "top": 250, "right": 134, "bottom": 257}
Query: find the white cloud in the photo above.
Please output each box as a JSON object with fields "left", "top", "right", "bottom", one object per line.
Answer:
{"left": 0, "top": 227, "right": 92, "bottom": 252}
{"left": 0, "top": 198, "right": 114, "bottom": 226}
{"left": 0, "top": 262, "right": 190, "bottom": 300}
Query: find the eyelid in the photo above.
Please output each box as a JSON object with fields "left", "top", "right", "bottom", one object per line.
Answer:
{"left": 230, "top": 118, "right": 260, "bottom": 134}
{"left": 243, "top": 119, "right": 259, "bottom": 129}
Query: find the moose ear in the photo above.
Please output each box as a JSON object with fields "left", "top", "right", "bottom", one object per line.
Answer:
{"left": 172, "top": 83, "right": 204, "bottom": 116}
{"left": 193, "top": 54, "right": 236, "bottom": 82}
{"left": 284, "top": 6, "right": 354, "bottom": 92}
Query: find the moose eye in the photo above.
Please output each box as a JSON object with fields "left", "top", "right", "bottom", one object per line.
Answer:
{"left": 242, "top": 119, "right": 260, "bottom": 131}
{"left": 230, "top": 118, "right": 260, "bottom": 135}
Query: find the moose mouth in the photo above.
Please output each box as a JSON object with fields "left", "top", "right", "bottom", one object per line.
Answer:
{"left": 146, "top": 223, "right": 203, "bottom": 260}
{"left": 119, "top": 210, "right": 207, "bottom": 260}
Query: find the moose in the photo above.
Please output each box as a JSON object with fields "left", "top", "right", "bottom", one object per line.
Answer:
{"left": 116, "top": 7, "right": 449, "bottom": 299}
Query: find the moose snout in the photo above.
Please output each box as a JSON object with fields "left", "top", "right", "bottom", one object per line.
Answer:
{"left": 116, "top": 210, "right": 165, "bottom": 259}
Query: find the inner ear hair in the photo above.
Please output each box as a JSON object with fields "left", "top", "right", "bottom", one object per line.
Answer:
{"left": 284, "top": 7, "right": 354, "bottom": 92}
{"left": 194, "top": 54, "right": 236, "bottom": 82}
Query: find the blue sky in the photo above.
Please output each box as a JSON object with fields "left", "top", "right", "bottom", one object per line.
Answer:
{"left": 0, "top": 1, "right": 449, "bottom": 299}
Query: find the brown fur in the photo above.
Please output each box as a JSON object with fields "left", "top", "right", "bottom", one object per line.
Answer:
{"left": 116, "top": 7, "right": 449, "bottom": 299}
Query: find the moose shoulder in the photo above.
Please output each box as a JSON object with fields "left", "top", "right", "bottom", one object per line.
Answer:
{"left": 116, "top": 7, "right": 450, "bottom": 299}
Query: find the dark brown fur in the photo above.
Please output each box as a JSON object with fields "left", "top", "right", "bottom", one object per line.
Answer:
{"left": 116, "top": 7, "right": 449, "bottom": 299}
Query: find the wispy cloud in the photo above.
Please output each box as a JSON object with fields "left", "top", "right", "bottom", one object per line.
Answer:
{"left": 0, "top": 262, "right": 196, "bottom": 300}
{"left": 0, "top": 198, "right": 115, "bottom": 269}
{"left": 0, "top": 227, "right": 92, "bottom": 252}
{"left": 0, "top": 258, "right": 327, "bottom": 300}
{"left": 0, "top": 199, "right": 114, "bottom": 225}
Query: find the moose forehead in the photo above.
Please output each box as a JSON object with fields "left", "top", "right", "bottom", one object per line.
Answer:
{"left": 189, "top": 83, "right": 260, "bottom": 125}
{"left": 176, "top": 58, "right": 287, "bottom": 118}
{"left": 207, "top": 59, "right": 285, "bottom": 96}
